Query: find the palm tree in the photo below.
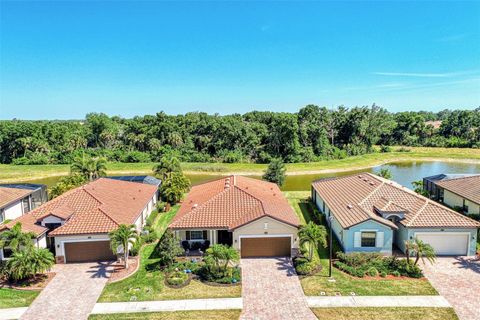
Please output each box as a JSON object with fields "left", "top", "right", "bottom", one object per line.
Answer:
{"left": 109, "top": 224, "right": 138, "bottom": 268}
{"left": 413, "top": 238, "right": 436, "bottom": 266}
{"left": 153, "top": 156, "right": 182, "bottom": 181}
{"left": 71, "top": 154, "right": 107, "bottom": 181}
{"left": 205, "top": 244, "right": 239, "bottom": 275}
{"left": 0, "top": 223, "right": 36, "bottom": 252}
{"left": 5, "top": 247, "right": 54, "bottom": 282}
{"left": 298, "top": 221, "right": 327, "bottom": 261}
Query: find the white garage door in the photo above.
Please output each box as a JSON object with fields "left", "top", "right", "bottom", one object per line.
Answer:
{"left": 415, "top": 233, "right": 469, "bottom": 256}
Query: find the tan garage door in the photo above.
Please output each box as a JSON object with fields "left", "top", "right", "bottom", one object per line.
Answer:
{"left": 241, "top": 237, "right": 291, "bottom": 258}
{"left": 64, "top": 241, "right": 116, "bottom": 263}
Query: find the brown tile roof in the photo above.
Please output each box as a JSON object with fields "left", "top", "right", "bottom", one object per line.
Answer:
{"left": 169, "top": 176, "right": 300, "bottom": 230}
{"left": 0, "top": 187, "right": 32, "bottom": 209}
{"left": 1, "top": 178, "right": 157, "bottom": 237}
{"left": 312, "top": 173, "right": 480, "bottom": 229}
{"left": 435, "top": 175, "right": 480, "bottom": 205}
{"left": 0, "top": 213, "right": 48, "bottom": 236}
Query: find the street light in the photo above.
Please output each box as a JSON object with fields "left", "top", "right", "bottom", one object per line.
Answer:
{"left": 328, "top": 215, "right": 334, "bottom": 278}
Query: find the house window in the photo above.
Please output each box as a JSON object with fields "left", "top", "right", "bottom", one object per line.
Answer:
{"left": 463, "top": 200, "right": 469, "bottom": 213}
{"left": 190, "top": 231, "right": 204, "bottom": 240}
{"left": 361, "top": 232, "right": 376, "bottom": 247}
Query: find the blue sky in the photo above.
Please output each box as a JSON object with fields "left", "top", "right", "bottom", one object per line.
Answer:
{"left": 1, "top": 1, "right": 479, "bottom": 120}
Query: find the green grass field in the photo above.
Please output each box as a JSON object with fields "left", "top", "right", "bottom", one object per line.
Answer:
{"left": 89, "top": 310, "right": 242, "bottom": 320}
{"left": 0, "top": 288, "right": 39, "bottom": 309}
{"left": 285, "top": 192, "right": 438, "bottom": 296}
{"left": 0, "top": 147, "right": 479, "bottom": 183}
{"left": 311, "top": 307, "right": 458, "bottom": 320}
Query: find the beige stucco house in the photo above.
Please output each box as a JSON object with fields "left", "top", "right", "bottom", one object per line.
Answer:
{"left": 169, "top": 176, "right": 300, "bottom": 257}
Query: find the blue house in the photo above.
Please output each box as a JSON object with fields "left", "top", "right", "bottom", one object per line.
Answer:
{"left": 312, "top": 173, "right": 479, "bottom": 256}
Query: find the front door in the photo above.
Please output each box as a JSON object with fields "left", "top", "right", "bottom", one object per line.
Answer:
{"left": 217, "top": 230, "right": 233, "bottom": 246}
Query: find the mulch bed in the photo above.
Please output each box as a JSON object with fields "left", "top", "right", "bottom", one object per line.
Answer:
{"left": 108, "top": 256, "right": 140, "bottom": 283}
{"left": 0, "top": 272, "right": 55, "bottom": 291}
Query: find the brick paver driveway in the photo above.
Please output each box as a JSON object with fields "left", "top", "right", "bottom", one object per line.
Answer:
{"left": 240, "top": 257, "right": 316, "bottom": 320}
{"left": 20, "top": 261, "right": 115, "bottom": 320}
{"left": 421, "top": 256, "right": 480, "bottom": 320}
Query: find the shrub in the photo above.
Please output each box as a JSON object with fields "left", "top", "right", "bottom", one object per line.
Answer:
{"left": 380, "top": 271, "right": 387, "bottom": 278}
{"left": 391, "top": 271, "right": 400, "bottom": 277}
{"left": 120, "top": 151, "right": 152, "bottom": 163}
{"left": 166, "top": 270, "right": 188, "bottom": 286}
{"left": 367, "top": 267, "right": 378, "bottom": 277}
{"left": 294, "top": 257, "right": 320, "bottom": 275}
{"left": 141, "top": 231, "right": 158, "bottom": 244}
{"left": 130, "top": 239, "right": 143, "bottom": 257}
{"left": 397, "top": 147, "right": 411, "bottom": 152}
{"left": 380, "top": 145, "right": 392, "bottom": 153}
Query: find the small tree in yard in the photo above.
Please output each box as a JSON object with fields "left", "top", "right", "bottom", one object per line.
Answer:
{"left": 109, "top": 224, "right": 138, "bottom": 269}
{"left": 161, "top": 172, "right": 191, "bottom": 205}
{"left": 155, "top": 230, "right": 184, "bottom": 267}
{"left": 263, "top": 158, "right": 286, "bottom": 186}
{"left": 404, "top": 238, "right": 436, "bottom": 266}
{"left": 298, "top": 222, "right": 327, "bottom": 262}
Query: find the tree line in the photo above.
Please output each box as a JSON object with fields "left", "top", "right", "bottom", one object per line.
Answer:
{"left": 0, "top": 105, "right": 478, "bottom": 165}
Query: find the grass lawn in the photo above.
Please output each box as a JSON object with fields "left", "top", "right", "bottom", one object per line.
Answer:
{"left": 0, "top": 288, "right": 39, "bottom": 308}
{"left": 285, "top": 192, "right": 438, "bottom": 296}
{"left": 89, "top": 310, "right": 241, "bottom": 320}
{"left": 1, "top": 147, "right": 479, "bottom": 182}
{"left": 98, "top": 205, "right": 241, "bottom": 302}
{"left": 311, "top": 307, "right": 458, "bottom": 320}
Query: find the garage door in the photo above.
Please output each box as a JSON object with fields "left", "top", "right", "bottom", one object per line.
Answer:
{"left": 415, "top": 233, "right": 469, "bottom": 256}
{"left": 64, "top": 241, "right": 116, "bottom": 263}
{"left": 241, "top": 237, "right": 291, "bottom": 258}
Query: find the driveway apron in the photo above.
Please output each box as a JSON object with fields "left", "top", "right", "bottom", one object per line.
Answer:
{"left": 20, "top": 262, "right": 115, "bottom": 320}
{"left": 240, "top": 257, "right": 316, "bottom": 320}
{"left": 421, "top": 257, "right": 480, "bottom": 320}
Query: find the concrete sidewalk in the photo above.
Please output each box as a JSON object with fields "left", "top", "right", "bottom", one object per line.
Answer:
{"left": 307, "top": 295, "right": 451, "bottom": 308}
{"left": 91, "top": 298, "right": 243, "bottom": 315}
{"left": 0, "top": 307, "right": 27, "bottom": 320}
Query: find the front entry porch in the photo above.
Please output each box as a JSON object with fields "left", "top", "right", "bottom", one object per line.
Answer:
{"left": 174, "top": 229, "right": 233, "bottom": 252}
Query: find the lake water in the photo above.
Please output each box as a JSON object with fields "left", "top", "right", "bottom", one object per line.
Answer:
{"left": 18, "top": 160, "right": 480, "bottom": 191}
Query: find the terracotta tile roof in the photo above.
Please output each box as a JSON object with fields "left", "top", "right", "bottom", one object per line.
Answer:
{"left": 435, "top": 175, "right": 480, "bottom": 205}
{"left": 0, "top": 187, "right": 32, "bottom": 209}
{"left": 312, "top": 173, "right": 480, "bottom": 229}
{"left": 0, "top": 213, "right": 48, "bottom": 236}
{"left": 169, "top": 176, "right": 300, "bottom": 230}
{"left": 2, "top": 178, "right": 157, "bottom": 237}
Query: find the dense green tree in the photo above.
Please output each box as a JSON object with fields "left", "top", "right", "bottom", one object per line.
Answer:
{"left": 155, "top": 230, "right": 184, "bottom": 267}
{"left": 262, "top": 158, "right": 286, "bottom": 186}
{"left": 0, "top": 107, "right": 477, "bottom": 166}
{"left": 153, "top": 156, "right": 182, "bottom": 181}
{"left": 377, "top": 168, "right": 393, "bottom": 180}
{"left": 49, "top": 175, "right": 88, "bottom": 199}
{"left": 161, "top": 172, "right": 191, "bottom": 204}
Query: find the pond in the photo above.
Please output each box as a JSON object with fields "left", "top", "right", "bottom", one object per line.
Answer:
{"left": 19, "top": 160, "right": 480, "bottom": 191}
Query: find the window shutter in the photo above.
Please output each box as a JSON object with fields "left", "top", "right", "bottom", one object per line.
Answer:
{"left": 186, "top": 231, "right": 191, "bottom": 240}
{"left": 354, "top": 232, "right": 361, "bottom": 248}
{"left": 376, "top": 232, "right": 384, "bottom": 248}
{"left": 203, "top": 230, "right": 208, "bottom": 240}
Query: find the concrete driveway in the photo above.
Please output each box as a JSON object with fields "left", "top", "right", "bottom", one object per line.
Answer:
{"left": 20, "top": 262, "right": 115, "bottom": 320}
{"left": 421, "top": 256, "right": 480, "bottom": 320}
{"left": 240, "top": 257, "right": 316, "bottom": 320}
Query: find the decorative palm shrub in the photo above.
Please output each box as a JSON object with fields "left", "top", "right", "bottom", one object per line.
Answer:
{"left": 109, "top": 224, "right": 138, "bottom": 268}
{"left": 199, "top": 244, "right": 240, "bottom": 283}
{"left": 3, "top": 247, "right": 54, "bottom": 282}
